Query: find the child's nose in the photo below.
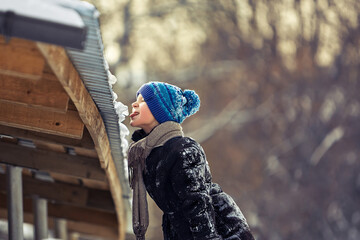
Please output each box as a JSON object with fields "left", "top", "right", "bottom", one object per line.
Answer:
{"left": 132, "top": 102, "right": 138, "bottom": 108}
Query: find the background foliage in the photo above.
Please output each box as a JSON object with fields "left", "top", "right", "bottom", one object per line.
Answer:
{"left": 88, "top": 0, "right": 360, "bottom": 239}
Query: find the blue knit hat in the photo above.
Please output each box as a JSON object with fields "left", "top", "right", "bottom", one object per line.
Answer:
{"left": 136, "top": 82, "right": 200, "bottom": 124}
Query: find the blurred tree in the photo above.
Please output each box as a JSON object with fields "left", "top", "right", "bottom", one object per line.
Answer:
{"left": 87, "top": 0, "right": 360, "bottom": 239}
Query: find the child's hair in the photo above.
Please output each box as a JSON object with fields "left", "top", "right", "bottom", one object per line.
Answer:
{"left": 137, "top": 82, "right": 200, "bottom": 123}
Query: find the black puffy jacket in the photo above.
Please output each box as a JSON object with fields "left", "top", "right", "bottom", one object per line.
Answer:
{"left": 132, "top": 130, "right": 254, "bottom": 240}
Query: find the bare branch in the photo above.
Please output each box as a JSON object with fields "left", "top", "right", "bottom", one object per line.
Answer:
{"left": 187, "top": 95, "right": 274, "bottom": 143}
{"left": 172, "top": 60, "right": 247, "bottom": 83}
{"left": 310, "top": 126, "right": 344, "bottom": 165}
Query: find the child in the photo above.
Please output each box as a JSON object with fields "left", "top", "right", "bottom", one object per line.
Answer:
{"left": 128, "top": 82, "right": 254, "bottom": 240}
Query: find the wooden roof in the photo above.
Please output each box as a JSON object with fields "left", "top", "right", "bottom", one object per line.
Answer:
{"left": 0, "top": 35, "right": 127, "bottom": 239}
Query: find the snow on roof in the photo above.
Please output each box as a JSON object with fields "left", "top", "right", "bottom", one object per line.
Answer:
{"left": 0, "top": 0, "right": 84, "bottom": 28}
{"left": 0, "top": 0, "right": 87, "bottom": 49}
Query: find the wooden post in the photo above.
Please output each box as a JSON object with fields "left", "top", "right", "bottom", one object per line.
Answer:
{"left": 54, "top": 218, "right": 68, "bottom": 240}
{"left": 70, "top": 232, "right": 80, "bottom": 240}
{"left": 6, "top": 165, "right": 24, "bottom": 240}
{"left": 33, "top": 195, "right": 48, "bottom": 240}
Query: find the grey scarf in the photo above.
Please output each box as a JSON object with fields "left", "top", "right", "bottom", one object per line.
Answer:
{"left": 128, "top": 121, "right": 184, "bottom": 240}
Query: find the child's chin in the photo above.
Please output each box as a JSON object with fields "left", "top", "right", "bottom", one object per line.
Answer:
{"left": 129, "top": 120, "right": 137, "bottom": 127}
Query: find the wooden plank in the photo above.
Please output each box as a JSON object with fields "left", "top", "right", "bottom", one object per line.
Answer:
{"left": 0, "top": 101, "right": 84, "bottom": 139}
{"left": 106, "top": 153, "right": 126, "bottom": 236}
{"left": 0, "top": 209, "right": 118, "bottom": 239}
{"left": 36, "top": 44, "right": 109, "bottom": 167}
{"left": 47, "top": 202, "right": 118, "bottom": 229}
{"left": 42, "top": 72, "right": 59, "bottom": 82}
{"left": 0, "top": 174, "right": 115, "bottom": 212}
{"left": 42, "top": 63, "right": 59, "bottom": 81}
{"left": 37, "top": 43, "right": 126, "bottom": 240}
{"left": 74, "top": 147, "right": 98, "bottom": 158}
{"left": 50, "top": 173, "right": 110, "bottom": 191}
{"left": 0, "top": 141, "right": 106, "bottom": 181}
{"left": 0, "top": 36, "right": 45, "bottom": 79}
{"left": 0, "top": 193, "right": 118, "bottom": 228}
{"left": 0, "top": 125, "right": 95, "bottom": 149}
{"left": 0, "top": 74, "right": 69, "bottom": 112}
{"left": 67, "top": 99, "right": 78, "bottom": 111}
{"left": 65, "top": 221, "right": 118, "bottom": 239}
{"left": 33, "top": 141, "right": 66, "bottom": 153}
{"left": 86, "top": 188, "right": 115, "bottom": 212}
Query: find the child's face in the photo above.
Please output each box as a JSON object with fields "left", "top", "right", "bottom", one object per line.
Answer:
{"left": 130, "top": 94, "right": 159, "bottom": 133}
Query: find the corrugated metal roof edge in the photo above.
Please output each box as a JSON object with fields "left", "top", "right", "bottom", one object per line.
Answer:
{"left": 59, "top": 0, "right": 131, "bottom": 225}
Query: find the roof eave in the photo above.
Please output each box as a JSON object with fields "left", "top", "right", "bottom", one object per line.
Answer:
{"left": 0, "top": 11, "right": 86, "bottom": 50}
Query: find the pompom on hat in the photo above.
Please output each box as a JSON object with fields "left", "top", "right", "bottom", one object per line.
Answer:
{"left": 136, "top": 82, "right": 200, "bottom": 124}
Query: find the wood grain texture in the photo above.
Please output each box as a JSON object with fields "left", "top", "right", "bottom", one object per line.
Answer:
{"left": 0, "top": 174, "right": 114, "bottom": 212}
{"left": 37, "top": 43, "right": 126, "bottom": 240}
{"left": 36, "top": 44, "right": 109, "bottom": 166}
{"left": 0, "top": 74, "right": 69, "bottom": 112}
{"left": 0, "top": 141, "right": 106, "bottom": 181}
{"left": 0, "top": 208, "right": 118, "bottom": 239}
{"left": 0, "top": 193, "right": 118, "bottom": 228}
{"left": 0, "top": 36, "right": 45, "bottom": 79}
{"left": 0, "top": 101, "right": 84, "bottom": 139}
{"left": 33, "top": 140, "right": 66, "bottom": 153}
{"left": 0, "top": 125, "right": 95, "bottom": 149}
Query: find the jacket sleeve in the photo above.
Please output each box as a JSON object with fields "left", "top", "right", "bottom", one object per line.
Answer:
{"left": 170, "top": 140, "right": 222, "bottom": 240}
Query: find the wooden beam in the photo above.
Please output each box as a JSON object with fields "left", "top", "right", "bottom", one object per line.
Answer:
{"left": 47, "top": 203, "right": 117, "bottom": 229}
{"left": 0, "top": 36, "right": 45, "bottom": 80}
{"left": 65, "top": 221, "right": 118, "bottom": 240}
{"left": 0, "top": 173, "right": 86, "bottom": 207}
{"left": 37, "top": 43, "right": 126, "bottom": 240}
{"left": 0, "top": 141, "right": 106, "bottom": 181}
{"left": 42, "top": 63, "right": 60, "bottom": 82}
{"left": 36, "top": 44, "right": 110, "bottom": 167}
{"left": 73, "top": 146, "right": 98, "bottom": 158}
{"left": 0, "top": 193, "right": 118, "bottom": 229}
{"left": 33, "top": 140, "right": 66, "bottom": 153}
{"left": 86, "top": 188, "right": 115, "bottom": 212}
{"left": 0, "top": 209, "right": 118, "bottom": 239}
{"left": 0, "top": 125, "right": 95, "bottom": 149}
{"left": 0, "top": 173, "right": 115, "bottom": 212}
{"left": 0, "top": 74, "right": 69, "bottom": 112}
{"left": 49, "top": 172, "right": 110, "bottom": 191}
{"left": 0, "top": 101, "right": 84, "bottom": 139}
